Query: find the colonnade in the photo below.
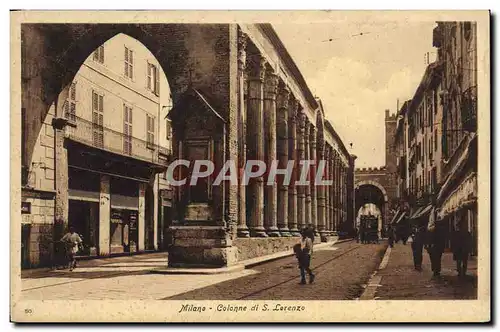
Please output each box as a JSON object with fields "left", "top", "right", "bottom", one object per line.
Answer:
{"left": 236, "top": 29, "right": 349, "bottom": 240}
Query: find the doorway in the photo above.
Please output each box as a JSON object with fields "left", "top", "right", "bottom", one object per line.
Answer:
{"left": 68, "top": 200, "right": 99, "bottom": 256}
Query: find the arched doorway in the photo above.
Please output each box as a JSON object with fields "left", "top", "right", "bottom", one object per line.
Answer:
{"left": 355, "top": 181, "right": 388, "bottom": 237}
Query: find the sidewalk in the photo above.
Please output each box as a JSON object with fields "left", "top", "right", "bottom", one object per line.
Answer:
{"left": 374, "top": 242, "right": 478, "bottom": 300}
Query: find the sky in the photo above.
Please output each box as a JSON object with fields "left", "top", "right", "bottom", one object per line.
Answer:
{"left": 273, "top": 20, "right": 437, "bottom": 168}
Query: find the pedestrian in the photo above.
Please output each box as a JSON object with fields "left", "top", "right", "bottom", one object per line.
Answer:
{"left": 425, "top": 208, "right": 446, "bottom": 278}
{"left": 297, "top": 228, "right": 315, "bottom": 285}
{"left": 411, "top": 224, "right": 425, "bottom": 271}
{"left": 387, "top": 225, "right": 395, "bottom": 248}
{"left": 451, "top": 217, "right": 472, "bottom": 277}
{"left": 60, "top": 226, "right": 83, "bottom": 271}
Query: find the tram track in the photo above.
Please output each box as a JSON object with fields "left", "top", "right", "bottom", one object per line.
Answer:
{"left": 236, "top": 243, "right": 364, "bottom": 300}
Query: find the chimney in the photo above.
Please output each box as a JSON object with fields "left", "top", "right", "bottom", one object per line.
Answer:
{"left": 385, "top": 109, "right": 390, "bottom": 119}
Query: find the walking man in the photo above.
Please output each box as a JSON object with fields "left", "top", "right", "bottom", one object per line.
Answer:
{"left": 452, "top": 217, "right": 472, "bottom": 277}
{"left": 425, "top": 208, "right": 446, "bottom": 278}
{"left": 61, "top": 226, "right": 83, "bottom": 271}
{"left": 411, "top": 224, "right": 425, "bottom": 271}
{"left": 298, "top": 228, "right": 315, "bottom": 285}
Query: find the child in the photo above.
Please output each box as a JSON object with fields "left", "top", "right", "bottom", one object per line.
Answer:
{"left": 294, "top": 228, "right": 315, "bottom": 285}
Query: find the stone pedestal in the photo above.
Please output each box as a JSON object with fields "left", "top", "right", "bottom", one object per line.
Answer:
{"left": 167, "top": 226, "right": 238, "bottom": 268}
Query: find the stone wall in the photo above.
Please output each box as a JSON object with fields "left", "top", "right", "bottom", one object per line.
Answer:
{"left": 233, "top": 236, "right": 325, "bottom": 262}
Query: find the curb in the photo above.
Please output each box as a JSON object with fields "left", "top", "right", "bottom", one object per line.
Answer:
{"left": 359, "top": 245, "right": 391, "bottom": 300}
{"left": 151, "top": 238, "right": 354, "bottom": 275}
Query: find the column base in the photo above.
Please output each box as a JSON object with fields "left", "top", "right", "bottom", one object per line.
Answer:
{"left": 279, "top": 228, "right": 292, "bottom": 237}
{"left": 250, "top": 229, "right": 269, "bottom": 237}
{"left": 266, "top": 228, "right": 281, "bottom": 237}
{"left": 237, "top": 228, "right": 250, "bottom": 238}
{"left": 288, "top": 228, "right": 301, "bottom": 237}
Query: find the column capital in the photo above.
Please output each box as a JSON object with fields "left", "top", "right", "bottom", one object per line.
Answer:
{"left": 309, "top": 125, "right": 317, "bottom": 142}
{"left": 237, "top": 29, "right": 248, "bottom": 72}
{"left": 246, "top": 53, "right": 267, "bottom": 82}
{"left": 277, "top": 82, "right": 290, "bottom": 110}
{"left": 288, "top": 96, "right": 299, "bottom": 122}
{"left": 264, "top": 69, "right": 279, "bottom": 100}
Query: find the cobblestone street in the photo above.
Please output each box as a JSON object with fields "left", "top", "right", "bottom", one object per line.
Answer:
{"left": 20, "top": 239, "right": 477, "bottom": 301}
{"left": 167, "top": 241, "right": 386, "bottom": 300}
{"left": 374, "top": 241, "right": 478, "bottom": 300}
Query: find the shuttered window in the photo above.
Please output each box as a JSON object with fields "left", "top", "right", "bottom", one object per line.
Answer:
{"left": 124, "top": 47, "right": 134, "bottom": 79}
{"left": 92, "top": 91, "right": 104, "bottom": 148}
{"left": 93, "top": 45, "right": 104, "bottom": 64}
{"left": 65, "top": 83, "right": 77, "bottom": 123}
{"left": 146, "top": 115, "right": 155, "bottom": 147}
{"left": 123, "top": 105, "right": 133, "bottom": 155}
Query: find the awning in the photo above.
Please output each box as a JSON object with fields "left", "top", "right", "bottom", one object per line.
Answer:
{"left": 394, "top": 212, "right": 407, "bottom": 224}
{"left": 412, "top": 204, "right": 433, "bottom": 220}
{"left": 437, "top": 172, "right": 477, "bottom": 220}
{"left": 390, "top": 208, "right": 401, "bottom": 224}
{"left": 408, "top": 206, "right": 423, "bottom": 220}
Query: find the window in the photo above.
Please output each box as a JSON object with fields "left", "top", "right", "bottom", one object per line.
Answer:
{"left": 166, "top": 120, "right": 172, "bottom": 140}
{"left": 147, "top": 115, "right": 155, "bottom": 147}
{"left": 123, "top": 104, "right": 133, "bottom": 155}
{"left": 93, "top": 45, "right": 104, "bottom": 64}
{"left": 92, "top": 91, "right": 104, "bottom": 148}
{"left": 464, "top": 22, "right": 472, "bottom": 41}
{"left": 434, "top": 129, "right": 438, "bottom": 151}
{"left": 147, "top": 63, "right": 160, "bottom": 95}
{"left": 124, "top": 47, "right": 134, "bottom": 79}
{"left": 65, "top": 83, "right": 77, "bottom": 123}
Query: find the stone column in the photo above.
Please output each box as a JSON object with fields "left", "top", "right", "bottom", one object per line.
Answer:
{"left": 53, "top": 88, "right": 69, "bottom": 244}
{"left": 246, "top": 53, "right": 267, "bottom": 237}
{"left": 153, "top": 177, "right": 159, "bottom": 250}
{"left": 296, "top": 111, "right": 306, "bottom": 232}
{"left": 304, "top": 122, "right": 312, "bottom": 228}
{"left": 138, "top": 183, "right": 146, "bottom": 251}
{"left": 336, "top": 160, "right": 340, "bottom": 232}
{"left": 237, "top": 29, "right": 249, "bottom": 237}
{"left": 276, "top": 82, "right": 291, "bottom": 236}
{"left": 331, "top": 154, "right": 336, "bottom": 233}
{"left": 288, "top": 98, "right": 300, "bottom": 236}
{"left": 263, "top": 68, "right": 280, "bottom": 237}
{"left": 325, "top": 149, "right": 329, "bottom": 234}
{"left": 99, "top": 175, "right": 110, "bottom": 256}
{"left": 317, "top": 138, "right": 327, "bottom": 241}
{"left": 310, "top": 126, "right": 318, "bottom": 236}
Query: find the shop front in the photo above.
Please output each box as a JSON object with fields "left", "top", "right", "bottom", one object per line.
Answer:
{"left": 110, "top": 177, "right": 140, "bottom": 254}
{"left": 68, "top": 167, "right": 100, "bottom": 256}
{"left": 110, "top": 208, "right": 139, "bottom": 254}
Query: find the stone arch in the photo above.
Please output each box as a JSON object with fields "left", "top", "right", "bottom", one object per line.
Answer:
{"left": 355, "top": 180, "right": 389, "bottom": 203}
{"left": 355, "top": 180, "right": 389, "bottom": 235}
{"left": 22, "top": 24, "right": 232, "bottom": 167}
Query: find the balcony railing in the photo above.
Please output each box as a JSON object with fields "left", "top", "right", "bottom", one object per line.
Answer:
{"left": 66, "top": 115, "right": 171, "bottom": 166}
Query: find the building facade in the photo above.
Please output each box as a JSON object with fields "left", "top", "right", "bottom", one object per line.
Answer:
{"left": 354, "top": 110, "right": 399, "bottom": 236}
{"left": 393, "top": 21, "right": 478, "bottom": 254}
{"left": 21, "top": 33, "right": 173, "bottom": 267}
{"left": 20, "top": 23, "right": 355, "bottom": 269}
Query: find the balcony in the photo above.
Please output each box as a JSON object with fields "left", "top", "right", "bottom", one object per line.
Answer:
{"left": 66, "top": 115, "right": 171, "bottom": 166}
